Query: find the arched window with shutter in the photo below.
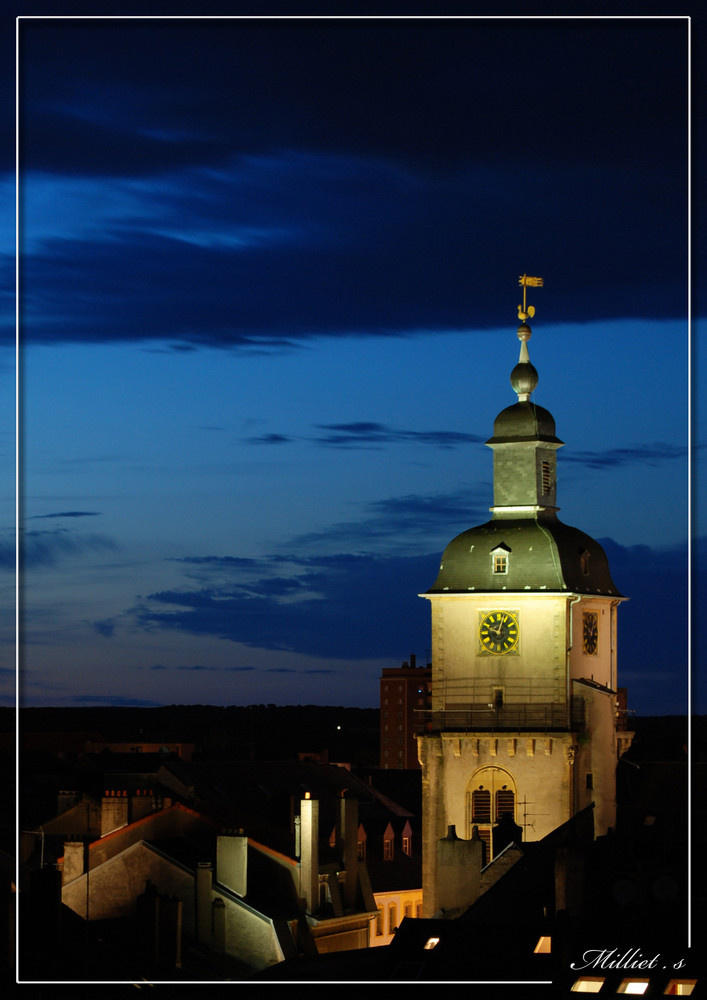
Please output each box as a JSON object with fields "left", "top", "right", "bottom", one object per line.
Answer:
{"left": 467, "top": 767, "right": 518, "bottom": 862}
{"left": 471, "top": 788, "right": 491, "bottom": 823}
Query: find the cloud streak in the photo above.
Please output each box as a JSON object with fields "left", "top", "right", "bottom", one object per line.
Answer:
{"left": 19, "top": 528, "right": 118, "bottom": 569}
{"left": 29, "top": 511, "right": 102, "bottom": 519}
{"left": 311, "top": 423, "right": 484, "bottom": 450}
{"left": 564, "top": 443, "right": 689, "bottom": 470}
{"left": 243, "top": 422, "right": 486, "bottom": 450}
{"left": 132, "top": 550, "right": 436, "bottom": 659}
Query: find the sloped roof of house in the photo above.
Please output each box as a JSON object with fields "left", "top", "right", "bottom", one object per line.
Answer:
{"left": 159, "top": 758, "right": 414, "bottom": 849}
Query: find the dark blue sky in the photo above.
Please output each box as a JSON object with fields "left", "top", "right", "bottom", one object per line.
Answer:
{"left": 8, "top": 12, "right": 699, "bottom": 714}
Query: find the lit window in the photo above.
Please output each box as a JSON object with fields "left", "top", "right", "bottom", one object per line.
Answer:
{"left": 571, "top": 978, "right": 605, "bottom": 993}
{"left": 384, "top": 838, "right": 394, "bottom": 860}
{"left": 424, "top": 937, "right": 440, "bottom": 950}
{"left": 534, "top": 936, "right": 551, "bottom": 954}
{"left": 617, "top": 981, "right": 650, "bottom": 995}
{"left": 493, "top": 553, "right": 508, "bottom": 574}
{"left": 388, "top": 903, "right": 397, "bottom": 933}
{"left": 375, "top": 909, "right": 383, "bottom": 936}
{"left": 664, "top": 981, "right": 697, "bottom": 996}
{"left": 402, "top": 836, "right": 411, "bottom": 856}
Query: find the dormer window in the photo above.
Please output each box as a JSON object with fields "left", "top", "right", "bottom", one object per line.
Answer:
{"left": 383, "top": 820, "right": 395, "bottom": 860}
{"left": 402, "top": 819, "right": 413, "bottom": 856}
{"left": 491, "top": 543, "right": 511, "bottom": 574}
{"left": 580, "top": 550, "right": 591, "bottom": 575}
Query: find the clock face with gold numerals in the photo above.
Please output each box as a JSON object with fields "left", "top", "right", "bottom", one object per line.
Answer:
{"left": 583, "top": 612, "right": 598, "bottom": 655}
{"left": 479, "top": 610, "right": 519, "bottom": 655}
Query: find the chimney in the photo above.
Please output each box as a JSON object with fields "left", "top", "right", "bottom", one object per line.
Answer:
{"left": 212, "top": 897, "right": 226, "bottom": 953}
{"left": 336, "top": 793, "right": 359, "bottom": 909}
{"left": 195, "top": 863, "right": 213, "bottom": 945}
{"left": 433, "top": 825, "right": 483, "bottom": 915}
{"left": 61, "top": 841, "right": 85, "bottom": 886}
{"left": 216, "top": 831, "right": 247, "bottom": 897}
{"left": 299, "top": 795, "right": 319, "bottom": 914}
{"left": 101, "top": 791, "right": 128, "bottom": 837}
{"left": 410, "top": 653, "right": 416, "bottom": 668}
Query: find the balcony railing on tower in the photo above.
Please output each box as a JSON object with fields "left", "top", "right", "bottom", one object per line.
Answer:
{"left": 415, "top": 699, "right": 586, "bottom": 735}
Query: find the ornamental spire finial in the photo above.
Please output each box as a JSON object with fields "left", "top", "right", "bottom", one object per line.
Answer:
{"left": 511, "top": 275, "right": 543, "bottom": 401}
{"left": 517, "top": 274, "right": 543, "bottom": 322}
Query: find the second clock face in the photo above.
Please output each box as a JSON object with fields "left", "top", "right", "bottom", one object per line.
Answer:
{"left": 479, "top": 611, "right": 519, "bottom": 655}
{"left": 583, "top": 612, "right": 598, "bottom": 655}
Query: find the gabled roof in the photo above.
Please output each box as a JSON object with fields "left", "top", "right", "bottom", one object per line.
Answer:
{"left": 158, "top": 759, "right": 414, "bottom": 842}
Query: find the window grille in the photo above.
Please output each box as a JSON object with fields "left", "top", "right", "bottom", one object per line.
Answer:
{"left": 472, "top": 789, "right": 491, "bottom": 822}
{"left": 495, "top": 788, "right": 515, "bottom": 819}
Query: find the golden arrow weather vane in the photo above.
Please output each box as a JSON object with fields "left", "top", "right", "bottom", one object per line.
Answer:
{"left": 518, "top": 274, "right": 543, "bottom": 321}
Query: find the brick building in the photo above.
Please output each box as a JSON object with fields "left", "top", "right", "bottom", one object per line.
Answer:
{"left": 379, "top": 655, "right": 431, "bottom": 769}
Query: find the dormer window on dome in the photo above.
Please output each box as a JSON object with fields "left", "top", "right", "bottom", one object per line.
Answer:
{"left": 491, "top": 543, "right": 511, "bottom": 574}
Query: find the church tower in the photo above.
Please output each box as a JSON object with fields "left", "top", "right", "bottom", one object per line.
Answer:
{"left": 417, "top": 276, "right": 632, "bottom": 917}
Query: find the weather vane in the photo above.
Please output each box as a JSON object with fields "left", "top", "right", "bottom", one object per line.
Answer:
{"left": 518, "top": 274, "right": 543, "bottom": 321}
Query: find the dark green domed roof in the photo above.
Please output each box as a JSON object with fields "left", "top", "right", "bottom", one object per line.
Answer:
{"left": 488, "top": 401, "right": 562, "bottom": 445}
{"left": 426, "top": 517, "right": 622, "bottom": 596}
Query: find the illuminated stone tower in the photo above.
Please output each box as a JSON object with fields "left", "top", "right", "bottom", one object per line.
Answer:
{"left": 417, "top": 277, "right": 632, "bottom": 917}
